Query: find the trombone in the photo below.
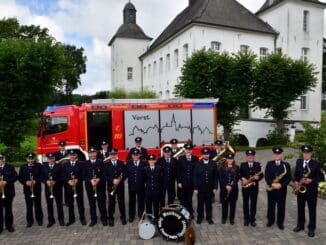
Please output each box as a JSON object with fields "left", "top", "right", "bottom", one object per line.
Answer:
{"left": 92, "top": 170, "right": 98, "bottom": 198}
{"left": 49, "top": 173, "right": 54, "bottom": 199}
{"left": 71, "top": 173, "right": 78, "bottom": 198}
{"left": 30, "top": 173, "right": 35, "bottom": 198}
{"left": 0, "top": 174, "right": 5, "bottom": 199}
{"left": 110, "top": 173, "right": 123, "bottom": 196}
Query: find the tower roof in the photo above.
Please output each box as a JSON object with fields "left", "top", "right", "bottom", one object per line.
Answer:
{"left": 124, "top": 2, "right": 136, "bottom": 11}
{"left": 256, "top": 0, "right": 326, "bottom": 15}
{"left": 141, "top": 0, "right": 277, "bottom": 57}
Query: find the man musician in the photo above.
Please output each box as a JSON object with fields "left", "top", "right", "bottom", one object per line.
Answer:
{"left": 127, "top": 137, "right": 148, "bottom": 161}
{"left": 293, "top": 145, "right": 321, "bottom": 237}
{"left": 240, "top": 149, "right": 263, "bottom": 227}
{"left": 97, "top": 140, "right": 111, "bottom": 161}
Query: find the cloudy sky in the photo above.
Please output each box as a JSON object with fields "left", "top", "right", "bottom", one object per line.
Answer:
{"left": 0, "top": 0, "right": 325, "bottom": 95}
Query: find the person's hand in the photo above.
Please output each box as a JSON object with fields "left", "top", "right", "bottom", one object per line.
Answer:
{"left": 226, "top": 185, "right": 232, "bottom": 192}
{"left": 178, "top": 183, "right": 182, "bottom": 188}
{"left": 194, "top": 190, "right": 198, "bottom": 194}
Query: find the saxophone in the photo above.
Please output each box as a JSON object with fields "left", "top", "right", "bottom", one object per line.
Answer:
{"left": 243, "top": 169, "right": 263, "bottom": 189}
{"left": 292, "top": 166, "right": 311, "bottom": 195}
{"left": 266, "top": 164, "right": 287, "bottom": 191}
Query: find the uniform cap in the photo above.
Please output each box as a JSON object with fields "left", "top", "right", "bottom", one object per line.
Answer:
{"left": 26, "top": 152, "right": 35, "bottom": 158}
{"left": 214, "top": 140, "right": 223, "bottom": 146}
{"left": 109, "top": 148, "right": 118, "bottom": 155}
{"left": 59, "top": 141, "right": 66, "bottom": 147}
{"left": 272, "top": 147, "right": 283, "bottom": 154}
{"left": 201, "top": 147, "right": 210, "bottom": 155}
{"left": 163, "top": 146, "right": 172, "bottom": 153}
{"left": 68, "top": 149, "right": 77, "bottom": 155}
{"left": 301, "top": 145, "right": 313, "bottom": 153}
{"left": 0, "top": 153, "right": 5, "bottom": 158}
{"left": 184, "top": 143, "right": 193, "bottom": 150}
{"left": 88, "top": 147, "right": 97, "bottom": 153}
{"left": 170, "top": 138, "right": 178, "bottom": 144}
{"left": 46, "top": 152, "right": 55, "bottom": 158}
{"left": 101, "top": 140, "right": 108, "bottom": 145}
{"left": 135, "top": 137, "right": 142, "bottom": 143}
{"left": 148, "top": 154, "right": 156, "bottom": 160}
{"left": 132, "top": 148, "right": 141, "bottom": 155}
{"left": 246, "top": 149, "right": 256, "bottom": 156}
{"left": 226, "top": 153, "right": 235, "bottom": 159}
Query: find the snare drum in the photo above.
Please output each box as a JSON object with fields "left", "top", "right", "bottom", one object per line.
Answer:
{"left": 157, "top": 204, "right": 191, "bottom": 241}
{"left": 138, "top": 213, "right": 156, "bottom": 240}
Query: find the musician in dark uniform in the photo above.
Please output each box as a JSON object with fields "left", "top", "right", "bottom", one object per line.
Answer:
{"left": 240, "top": 149, "right": 263, "bottom": 227}
{"left": 194, "top": 148, "right": 218, "bottom": 224}
{"left": 177, "top": 143, "right": 198, "bottom": 218}
{"left": 42, "top": 153, "right": 65, "bottom": 227}
{"left": 157, "top": 146, "right": 177, "bottom": 207}
{"left": 126, "top": 149, "right": 146, "bottom": 222}
{"left": 104, "top": 149, "right": 126, "bottom": 226}
{"left": 144, "top": 154, "right": 163, "bottom": 219}
{"left": 62, "top": 150, "right": 86, "bottom": 226}
{"left": 18, "top": 152, "right": 43, "bottom": 227}
{"left": 54, "top": 141, "right": 67, "bottom": 161}
{"left": 293, "top": 145, "right": 321, "bottom": 237}
{"left": 96, "top": 140, "right": 111, "bottom": 161}
{"left": 84, "top": 147, "right": 108, "bottom": 227}
{"left": 170, "top": 138, "right": 181, "bottom": 201}
{"left": 219, "top": 153, "right": 240, "bottom": 225}
{"left": 210, "top": 140, "right": 223, "bottom": 203}
{"left": 265, "top": 147, "right": 291, "bottom": 230}
{"left": 0, "top": 153, "right": 18, "bottom": 233}
{"left": 127, "top": 137, "right": 148, "bottom": 161}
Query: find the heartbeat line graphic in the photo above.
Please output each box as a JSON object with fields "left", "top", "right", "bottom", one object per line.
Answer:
{"left": 128, "top": 113, "right": 213, "bottom": 136}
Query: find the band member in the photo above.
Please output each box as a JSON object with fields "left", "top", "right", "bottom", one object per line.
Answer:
{"left": 177, "top": 143, "right": 198, "bottom": 218}
{"left": 63, "top": 150, "right": 86, "bottom": 226}
{"left": 209, "top": 140, "right": 223, "bottom": 160}
{"left": 97, "top": 140, "right": 111, "bottom": 161}
{"left": 240, "top": 149, "right": 263, "bottom": 227}
{"left": 126, "top": 149, "right": 146, "bottom": 222}
{"left": 84, "top": 147, "right": 108, "bottom": 227}
{"left": 157, "top": 146, "right": 177, "bottom": 207}
{"left": 144, "top": 155, "right": 163, "bottom": 219}
{"left": 293, "top": 145, "right": 321, "bottom": 237}
{"left": 0, "top": 153, "right": 18, "bottom": 233}
{"left": 194, "top": 148, "right": 218, "bottom": 224}
{"left": 219, "top": 153, "right": 240, "bottom": 225}
{"left": 170, "top": 138, "right": 180, "bottom": 155}
{"left": 127, "top": 137, "right": 148, "bottom": 161}
{"left": 265, "top": 147, "right": 291, "bottom": 230}
{"left": 54, "top": 141, "right": 67, "bottom": 161}
{"left": 18, "top": 152, "right": 43, "bottom": 227}
{"left": 104, "top": 149, "right": 126, "bottom": 226}
{"left": 42, "top": 153, "right": 65, "bottom": 227}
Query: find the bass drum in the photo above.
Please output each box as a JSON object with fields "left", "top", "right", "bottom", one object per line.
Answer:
{"left": 157, "top": 204, "right": 191, "bottom": 241}
{"left": 138, "top": 213, "right": 156, "bottom": 240}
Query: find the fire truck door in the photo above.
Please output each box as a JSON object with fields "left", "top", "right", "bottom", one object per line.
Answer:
{"left": 87, "top": 111, "right": 112, "bottom": 149}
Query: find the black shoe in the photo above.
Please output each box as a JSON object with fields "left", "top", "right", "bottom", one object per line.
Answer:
{"left": 266, "top": 221, "right": 274, "bottom": 227}
{"left": 278, "top": 224, "right": 284, "bottom": 230}
{"left": 308, "top": 230, "right": 315, "bottom": 237}
{"left": 230, "top": 220, "right": 234, "bottom": 225}
{"left": 0, "top": 229, "right": 2, "bottom": 234}
{"left": 244, "top": 220, "right": 249, "bottom": 226}
{"left": 109, "top": 219, "right": 114, "bottom": 227}
{"left": 102, "top": 221, "right": 108, "bottom": 227}
{"left": 66, "top": 220, "right": 75, "bottom": 226}
{"left": 89, "top": 221, "right": 97, "bottom": 227}
{"left": 196, "top": 218, "right": 202, "bottom": 224}
{"left": 222, "top": 219, "right": 226, "bottom": 224}
{"left": 47, "top": 222, "right": 55, "bottom": 228}
{"left": 121, "top": 218, "right": 127, "bottom": 225}
{"left": 80, "top": 219, "right": 86, "bottom": 226}
{"left": 7, "top": 227, "right": 15, "bottom": 232}
{"left": 26, "top": 222, "right": 33, "bottom": 228}
{"left": 207, "top": 219, "right": 214, "bottom": 225}
{"left": 37, "top": 220, "right": 43, "bottom": 226}
{"left": 129, "top": 217, "right": 134, "bottom": 223}
{"left": 251, "top": 221, "right": 256, "bottom": 227}
{"left": 59, "top": 220, "right": 65, "bottom": 226}
{"left": 293, "top": 226, "right": 304, "bottom": 232}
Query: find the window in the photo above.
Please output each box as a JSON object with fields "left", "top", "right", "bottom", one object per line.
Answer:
{"left": 276, "top": 48, "right": 282, "bottom": 54}
{"left": 260, "top": 48, "right": 268, "bottom": 59}
{"left": 148, "top": 64, "right": 151, "bottom": 78}
{"left": 183, "top": 44, "right": 189, "bottom": 60}
{"left": 174, "top": 49, "right": 179, "bottom": 68}
{"left": 301, "top": 48, "right": 309, "bottom": 62}
{"left": 211, "top": 41, "right": 221, "bottom": 53}
{"left": 166, "top": 54, "right": 170, "bottom": 72}
{"left": 127, "top": 67, "right": 133, "bottom": 80}
{"left": 44, "top": 116, "right": 68, "bottom": 135}
{"left": 153, "top": 61, "right": 157, "bottom": 76}
{"left": 303, "top": 10, "right": 309, "bottom": 32}
{"left": 300, "top": 96, "right": 307, "bottom": 109}
{"left": 240, "top": 45, "right": 249, "bottom": 53}
{"left": 143, "top": 67, "right": 146, "bottom": 79}
{"left": 159, "top": 57, "right": 163, "bottom": 74}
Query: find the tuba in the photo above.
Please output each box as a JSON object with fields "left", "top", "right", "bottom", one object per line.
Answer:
{"left": 213, "top": 142, "right": 235, "bottom": 167}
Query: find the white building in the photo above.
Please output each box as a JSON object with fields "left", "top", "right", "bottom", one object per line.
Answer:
{"left": 109, "top": 0, "right": 326, "bottom": 146}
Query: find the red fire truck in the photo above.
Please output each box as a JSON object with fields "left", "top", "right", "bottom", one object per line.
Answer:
{"left": 37, "top": 98, "right": 219, "bottom": 162}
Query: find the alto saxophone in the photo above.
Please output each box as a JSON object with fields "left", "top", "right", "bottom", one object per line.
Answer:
{"left": 49, "top": 173, "right": 54, "bottom": 199}
{"left": 30, "top": 173, "right": 35, "bottom": 198}
{"left": 266, "top": 164, "right": 287, "bottom": 191}
{"left": 292, "top": 166, "right": 311, "bottom": 195}
{"left": 71, "top": 173, "right": 78, "bottom": 198}
{"left": 92, "top": 169, "right": 98, "bottom": 198}
{"left": 0, "top": 175, "right": 5, "bottom": 199}
{"left": 243, "top": 171, "right": 263, "bottom": 189}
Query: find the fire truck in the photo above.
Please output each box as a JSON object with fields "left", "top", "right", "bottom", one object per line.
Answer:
{"left": 37, "top": 98, "right": 219, "bottom": 162}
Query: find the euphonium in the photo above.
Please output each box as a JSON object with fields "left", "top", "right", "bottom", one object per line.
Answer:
{"left": 30, "top": 173, "right": 35, "bottom": 198}
{"left": 110, "top": 173, "right": 123, "bottom": 196}
{"left": 0, "top": 175, "right": 5, "bottom": 199}
{"left": 266, "top": 164, "right": 287, "bottom": 191}
{"left": 243, "top": 171, "right": 263, "bottom": 189}
{"left": 292, "top": 166, "right": 311, "bottom": 195}
{"left": 213, "top": 142, "right": 235, "bottom": 166}
{"left": 71, "top": 173, "right": 78, "bottom": 198}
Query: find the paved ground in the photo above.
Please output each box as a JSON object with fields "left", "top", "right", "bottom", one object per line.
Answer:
{"left": 1, "top": 148, "right": 325, "bottom": 244}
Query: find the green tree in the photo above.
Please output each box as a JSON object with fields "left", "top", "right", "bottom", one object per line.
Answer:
{"left": 175, "top": 50, "right": 256, "bottom": 139}
{"left": 253, "top": 53, "right": 317, "bottom": 133}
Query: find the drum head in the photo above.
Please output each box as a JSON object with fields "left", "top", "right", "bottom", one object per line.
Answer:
{"left": 139, "top": 221, "right": 156, "bottom": 240}
{"left": 157, "top": 210, "right": 188, "bottom": 241}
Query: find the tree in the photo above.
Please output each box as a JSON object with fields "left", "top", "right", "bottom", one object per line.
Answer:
{"left": 253, "top": 53, "right": 317, "bottom": 133}
{"left": 175, "top": 50, "right": 256, "bottom": 139}
{"left": 0, "top": 18, "right": 86, "bottom": 149}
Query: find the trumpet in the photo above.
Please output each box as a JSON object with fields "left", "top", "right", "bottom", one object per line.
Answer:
{"left": 30, "top": 173, "right": 35, "bottom": 198}
{"left": 266, "top": 164, "right": 287, "bottom": 191}
{"left": 103, "top": 156, "right": 112, "bottom": 163}
{"left": 71, "top": 173, "right": 78, "bottom": 198}
{"left": 92, "top": 170, "right": 98, "bottom": 198}
{"left": 292, "top": 166, "right": 311, "bottom": 195}
{"left": 49, "top": 173, "right": 54, "bottom": 199}
{"left": 56, "top": 157, "right": 70, "bottom": 164}
{"left": 0, "top": 175, "right": 5, "bottom": 199}
{"left": 110, "top": 173, "right": 123, "bottom": 196}
{"left": 243, "top": 171, "right": 263, "bottom": 189}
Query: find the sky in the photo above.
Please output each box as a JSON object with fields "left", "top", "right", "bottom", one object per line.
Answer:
{"left": 0, "top": 0, "right": 325, "bottom": 95}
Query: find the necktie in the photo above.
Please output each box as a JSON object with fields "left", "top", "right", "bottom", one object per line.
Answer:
{"left": 276, "top": 161, "right": 280, "bottom": 166}
{"left": 151, "top": 167, "right": 154, "bottom": 172}
{"left": 112, "top": 161, "right": 116, "bottom": 167}
{"left": 91, "top": 160, "right": 95, "bottom": 164}
{"left": 166, "top": 158, "right": 170, "bottom": 163}
{"left": 134, "top": 161, "right": 138, "bottom": 167}
{"left": 249, "top": 162, "right": 252, "bottom": 168}
{"left": 50, "top": 164, "right": 54, "bottom": 169}
{"left": 187, "top": 156, "right": 191, "bottom": 161}
{"left": 303, "top": 160, "right": 307, "bottom": 169}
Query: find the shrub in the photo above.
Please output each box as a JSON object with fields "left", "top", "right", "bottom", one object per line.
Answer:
{"left": 266, "top": 130, "right": 289, "bottom": 146}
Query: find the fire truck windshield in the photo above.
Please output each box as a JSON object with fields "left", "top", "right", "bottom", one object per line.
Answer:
{"left": 43, "top": 116, "right": 68, "bottom": 135}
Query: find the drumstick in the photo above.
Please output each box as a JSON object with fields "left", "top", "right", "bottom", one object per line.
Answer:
{"left": 138, "top": 211, "right": 146, "bottom": 227}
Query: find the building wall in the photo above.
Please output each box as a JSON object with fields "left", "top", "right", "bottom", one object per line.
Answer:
{"left": 141, "top": 24, "right": 275, "bottom": 98}
{"left": 111, "top": 38, "right": 151, "bottom": 91}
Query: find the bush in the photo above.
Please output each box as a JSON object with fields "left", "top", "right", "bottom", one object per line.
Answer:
{"left": 266, "top": 130, "right": 289, "bottom": 146}
{"left": 108, "top": 88, "right": 156, "bottom": 99}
